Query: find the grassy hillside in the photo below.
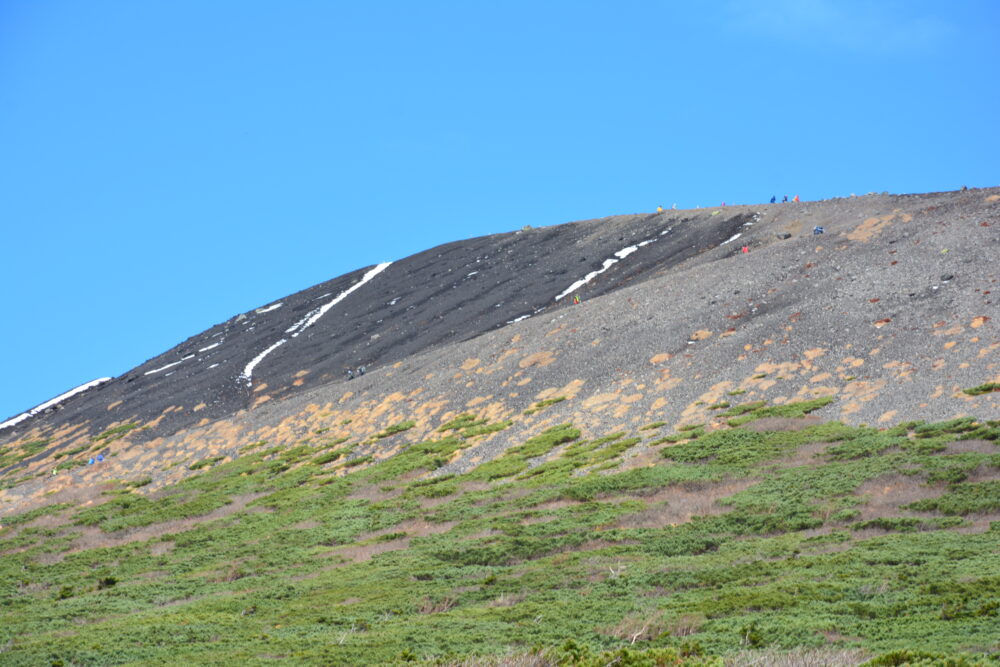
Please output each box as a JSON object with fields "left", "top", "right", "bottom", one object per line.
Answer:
{"left": 2, "top": 397, "right": 999, "bottom": 665}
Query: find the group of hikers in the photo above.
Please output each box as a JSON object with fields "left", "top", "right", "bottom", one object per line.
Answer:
{"left": 657, "top": 195, "right": 800, "bottom": 213}
{"left": 345, "top": 366, "right": 366, "bottom": 380}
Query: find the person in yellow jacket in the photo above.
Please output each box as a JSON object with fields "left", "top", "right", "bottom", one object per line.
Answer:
{"left": 656, "top": 205, "right": 663, "bottom": 213}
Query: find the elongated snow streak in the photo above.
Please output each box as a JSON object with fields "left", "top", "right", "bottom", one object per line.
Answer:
{"left": 255, "top": 302, "right": 283, "bottom": 314}
{"left": 555, "top": 242, "right": 650, "bottom": 301}
{"left": 244, "top": 262, "right": 392, "bottom": 385}
{"left": 0, "top": 377, "right": 111, "bottom": 431}
{"left": 198, "top": 342, "right": 221, "bottom": 353}
{"left": 143, "top": 354, "right": 195, "bottom": 376}
{"left": 240, "top": 339, "right": 288, "bottom": 385}
{"left": 721, "top": 233, "right": 742, "bottom": 245}
{"left": 285, "top": 262, "right": 392, "bottom": 338}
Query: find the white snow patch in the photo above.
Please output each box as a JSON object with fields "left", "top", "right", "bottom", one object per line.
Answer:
{"left": 198, "top": 342, "right": 221, "bottom": 353}
{"left": 721, "top": 233, "right": 742, "bottom": 245}
{"left": 240, "top": 339, "right": 287, "bottom": 384}
{"left": 466, "top": 271, "right": 479, "bottom": 277}
{"left": 389, "top": 297, "right": 400, "bottom": 305}
{"left": 245, "top": 262, "right": 393, "bottom": 385}
{"left": 208, "top": 363, "right": 220, "bottom": 369}
{"left": 614, "top": 245, "right": 639, "bottom": 260}
{"left": 255, "top": 303, "right": 283, "bottom": 314}
{"left": 0, "top": 377, "right": 111, "bottom": 431}
{"left": 287, "top": 262, "right": 392, "bottom": 338}
{"left": 144, "top": 360, "right": 184, "bottom": 376}
{"left": 507, "top": 314, "right": 531, "bottom": 324}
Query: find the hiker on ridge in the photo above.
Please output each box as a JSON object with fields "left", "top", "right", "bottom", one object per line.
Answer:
{"left": 770, "top": 196, "right": 776, "bottom": 204}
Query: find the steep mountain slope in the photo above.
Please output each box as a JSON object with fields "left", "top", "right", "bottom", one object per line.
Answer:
{"left": 1, "top": 188, "right": 999, "bottom": 665}
{"left": 2, "top": 188, "right": 997, "bottom": 497}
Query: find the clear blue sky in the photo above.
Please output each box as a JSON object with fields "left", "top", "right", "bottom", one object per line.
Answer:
{"left": 2, "top": 0, "right": 998, "bottom": 421}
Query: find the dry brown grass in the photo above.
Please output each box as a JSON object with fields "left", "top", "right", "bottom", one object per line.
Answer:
{"left": 150, "top": 540, "right": 175, "bottom": 556}
{"left": 488, "top": 592, "right": 527, "bottom": 607}
{"left": 724, "top": 647, "right": 869, "bottom": 666}
{"left": 347, "top": 484, "right": 404, "bottom": 502}
{"left": 665, "top": 612, "right": 706, "bottom": 637}
{"left": 418, "top": 595, "right": 458, "bottom": 614}
{"left": 966, "top": 464, "right": 1000, "bottom": 483}
{"left": 323, "top": 536, "right": 411, "bottom": 564}
{"left": 601, "top": 610, "right": 666, "bottom": 644}
{"left": 613, "top": 478, "right": 758, "bottom": 529}
{"left": 943, "top": 439, "right": 999, "bottom": 455}
{"left": 66, "top": 491, "right": 267, "bottom": 553}
{"left": 770, "top": 440, "right": 831, "bottom": 468}
{"left": 854, "top": 474, "right": 939, "bottom": 520}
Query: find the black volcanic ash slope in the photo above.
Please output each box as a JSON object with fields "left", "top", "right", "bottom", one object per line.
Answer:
{"left": 0, "top": 208, "right": 753, "bottom": 444}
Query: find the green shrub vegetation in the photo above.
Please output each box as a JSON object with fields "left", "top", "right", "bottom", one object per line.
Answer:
{"left": 1, "top": 404, "right": 998, "bottom": 665}
{"left": 962, "top": 383, "right": 1000, "bottom": 396}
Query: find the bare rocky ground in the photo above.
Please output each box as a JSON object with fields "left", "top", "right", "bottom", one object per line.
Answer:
{"left": 1, "top": 187, "right": 998, "bottom": 518}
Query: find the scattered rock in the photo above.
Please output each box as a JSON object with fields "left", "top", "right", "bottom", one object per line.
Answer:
{"left": 776, "top": 233, "right": 792, "bottom": 240}
{"left": 940, "top": 274, "right": 954, "bottom": 282}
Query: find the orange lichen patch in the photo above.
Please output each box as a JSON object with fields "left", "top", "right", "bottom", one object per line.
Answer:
{"left": 621, "top": 393, "right": 643, "bottom": 404}
{"left": 930, "top": 386, "right": 946, "bottom": 399}
{"left": 582, "top": 393, "right": 620, "bottom": 411}
{"left": 649, "top": 353, "right": 672, "bottom": 364}
{"left": 839, "top": 379, "right": 886, "bottom": 416}
{"left": 492, "top": 349, "right": 519, "bottom": 366}
{"left": 654, "top": 367, "right": 682, "bottom": 392}
{"left": 931, "top": 359, "right": 947, "bottom": 370}
{"left": 979, "top": 342, "right": 1000, "bottom": 358}
{"left": 878, "top": 410, "right": 898, "bottom": 424}
{"left": 461, "top": 358, "right": 480, "bottom": 371}
{"left": 811, "top": 372, "right": 833, "bottom": 383}
{"left": 516, "top": 377, "right": 532, "bottom": 386}
{"left": 934, "top": 325, "right": 964, "bottom": 336}
{"left": 900, "top": 213, "right": 913, "bottom": 222}
{"left": 546, "top": 325, "right": 566, "bottom": 337}
{"left": 612, "top": 404, "right": 632, "bottom": 419}
{"left": 106, "top": 401, "right": 123, "bottom": 411}
{"left": 253, "top": 383, "right": 268, "bottom": 393}
{"left": 971, "top": 316, "right": 990, "bottom": 329}
{"left": 192, "top": 403, "right": 207, "bottom": 412}
{"left": 690, "top": 330, "right": 713, "bottom": 341}
{"left": 649, "top": 397, "right": 668, "bottom": 412}
{"left": 293, "top": 379, "right": 305, "bottom": 387}
{"left": 519, "top": 351, "right": 556, "bottom": 368}
{"left": 986, "top": 194, "right": 1000, "bottom": 202}
{"left": 796, "top": 385, "right": 838, "bottom": 399}
{"left": 466, "top": 396, "right": 492, "bottom": 408}
{"left": 943, "top": 341, "right": 958, "bottom": 350}
{"left": 536, "top": 379, "right": 585, "bottom": 401}
{"left": 873, "top": 318, "right": 891, "bottom": 329}
{"left": 678, "top": 381, "right": 732, "bottom": 425}
{"left": 841, "top": 357, "right": 865, "bottom": 368}
{"left": 847, "top": 214, "right": 896, "bottom": 242}
{"left": 294, "top": 370, "right": 310, "bottom": 378}
{"left": 754, "top": 361, "right": 801, "bottom": 379}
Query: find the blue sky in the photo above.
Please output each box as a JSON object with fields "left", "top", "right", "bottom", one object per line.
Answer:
{"left": 1, "top": 0, "right": 998, "bottom": 420}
